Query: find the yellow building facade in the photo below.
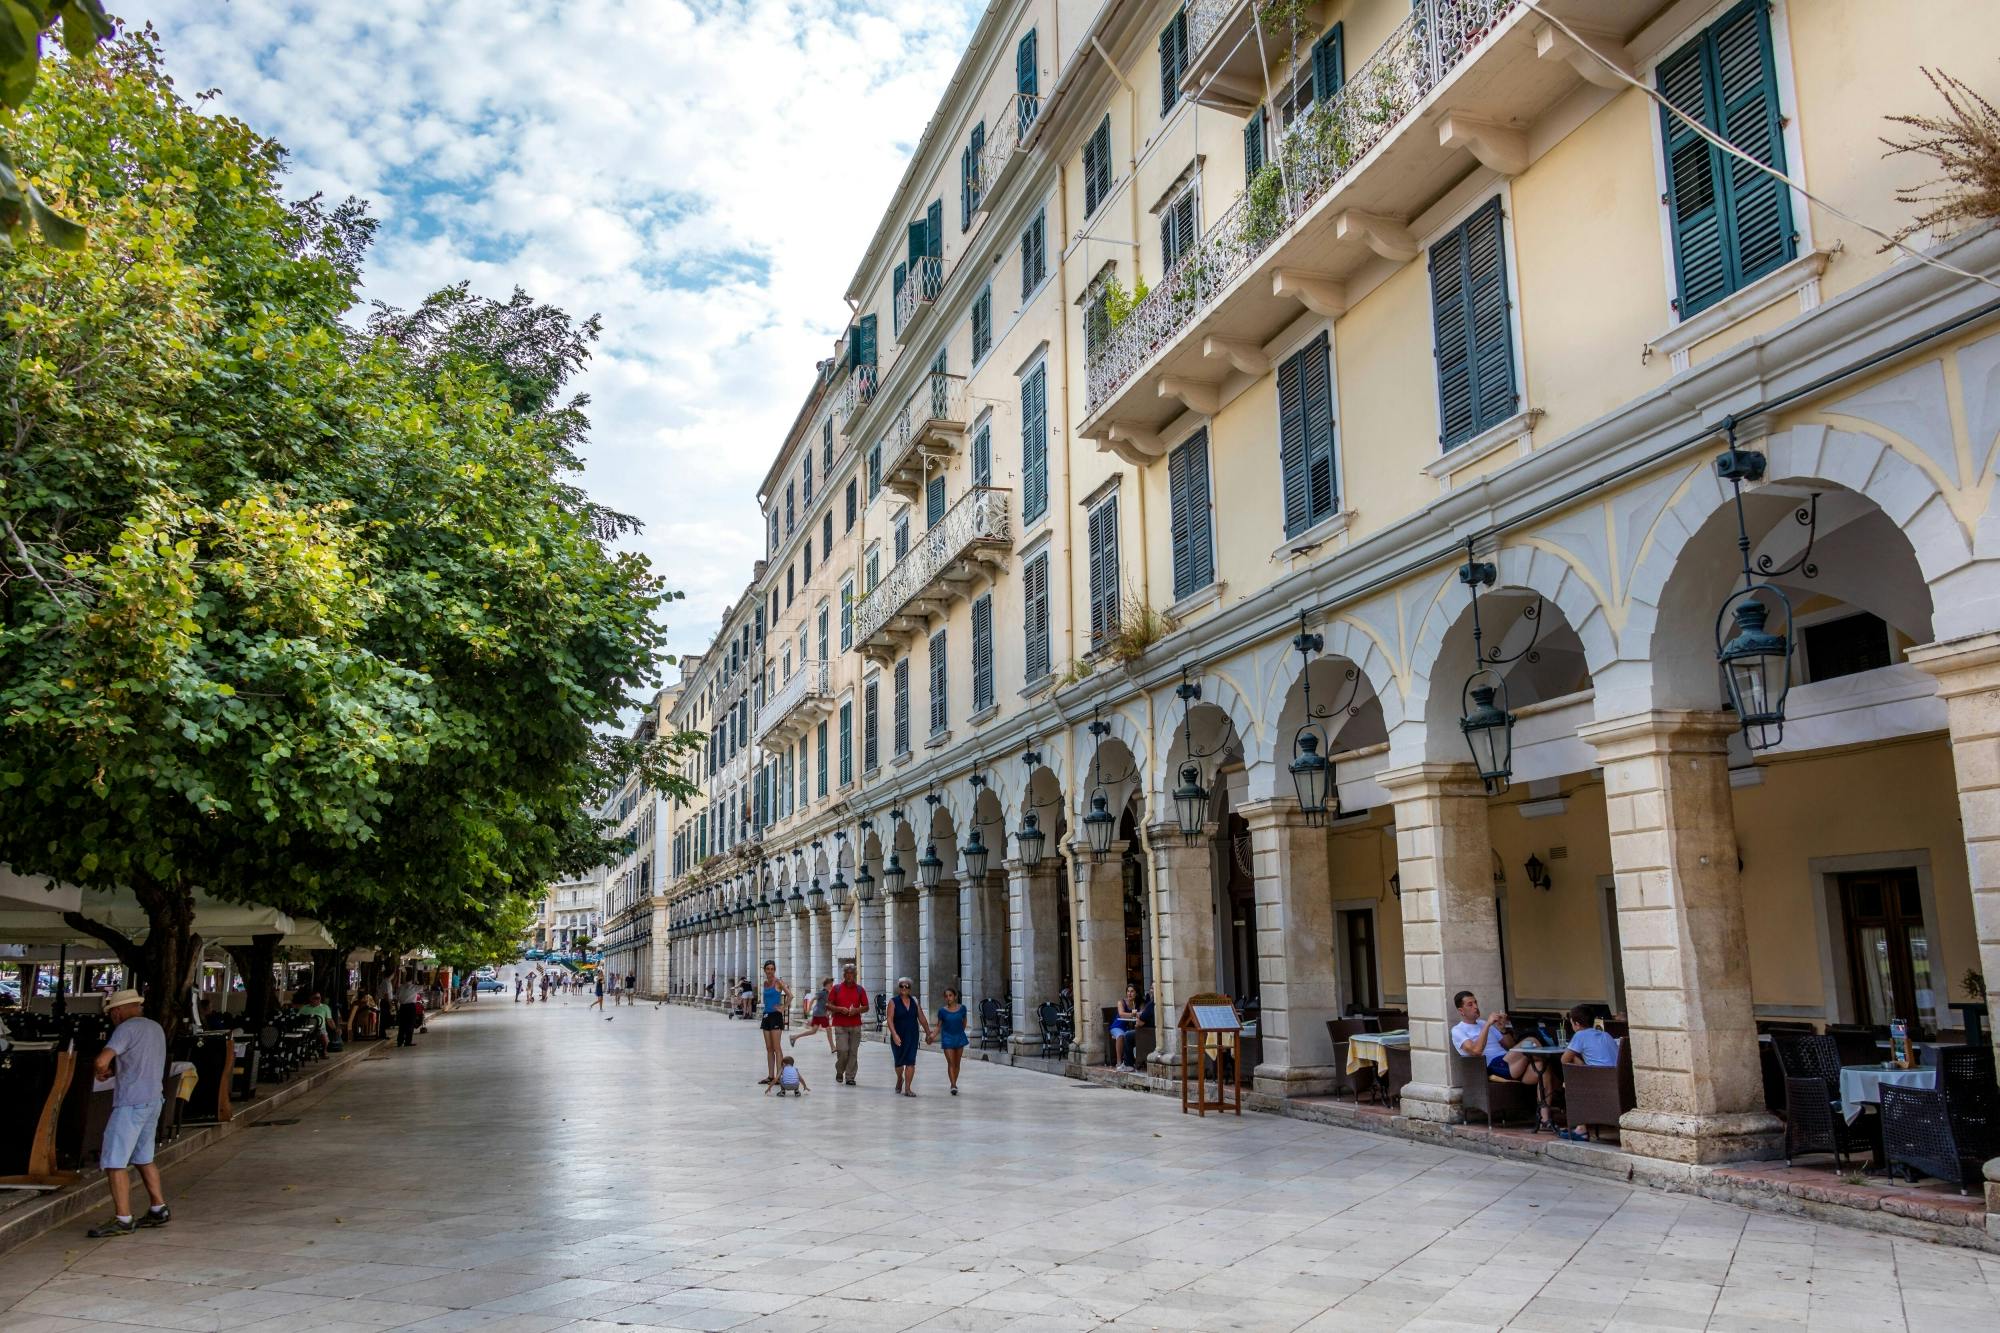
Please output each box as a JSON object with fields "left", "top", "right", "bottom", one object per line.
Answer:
{"left": 661, "top": 0, "right": 2000, "bottom": 1200}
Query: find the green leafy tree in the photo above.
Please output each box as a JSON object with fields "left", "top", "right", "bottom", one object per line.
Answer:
{"left": 0, "top": 33, "right": 694, "bottom": 1034}
{"left": 1, "top": 1, "right": 114, "bottom": 246}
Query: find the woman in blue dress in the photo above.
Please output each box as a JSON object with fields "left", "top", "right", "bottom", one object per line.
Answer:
{"left": 887, "top": 977, "right": 933, "bottom": 1096}
{"left": 934, "top": 987, "right": 969, "bottom": 1095}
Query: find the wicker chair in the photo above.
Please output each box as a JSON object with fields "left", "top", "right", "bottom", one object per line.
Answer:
{"left": 1881, "top": 1084, "right": 1985, "bottom": 1191}
{"left": 1774, "top": 1034, "right": 1860, "bottom": 1167}
{"left": 1562, "top": 1036, "right": 1636, "bottom": 1140}
{"left": 1382, "top": 1044, "right": 1411, "bottom": 1106}
{"left": 1037, "top": 1001, "right": 1068, "bottom": 1060}
{"left": 1827, "top": 1024, "right": 1883, "bottom": 1069}
{"left": 1940, "top": 1046, "right": 1999, "bottom": 1153}
{"left": 1455, "top": 1049, "right": 1536, "bottom": 1130}
{"left": 1325, "top": 1018, "right": 1375, "bottom": 1100}
{"left": 978, "top": 997, "right": 1010, "bottom": 1050}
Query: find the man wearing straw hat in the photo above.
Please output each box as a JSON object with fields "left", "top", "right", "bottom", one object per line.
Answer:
{"left": 86, "top": 990, "right": 170, "bottom": 1237}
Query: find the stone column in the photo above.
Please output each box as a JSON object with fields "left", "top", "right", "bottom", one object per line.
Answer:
{"left": 1376, "top": 763, "right": 1501, "bottom": 1122}
{"left": 1237, "top": 799, "right": 1339, "bottom": 1096}
{"left": 920, "top": 877, "right": 960, "bottom": 1012}
{"left": 1147, "top": 819, "right": 1219, "bottom": 1069}
{"left": 1909, "top": 632, "right": 2000, "bottom": 1231}
{"left": 961, "top": 868, "right": 1008, "bottom": 1015}
{"left": 1579, "top": 711, "right": 1780, "bottom": 1163}
{"left": 887, "top": 887, "right": 921, "bottom": 1000}
{"left": 788, "top": 908, "right": 809, "bottom": 993}
{"left": 1009, "top": 858, "right": 1062, "bottom": 1057}
{"left": 861, "top": 893, "right": 889, "bottom": 1027}
{"left": 813, "top": 906, "right": 834, "bottom": 992}
{"left": 1073, "top": 839, "right": 1128, "bottom": 1064}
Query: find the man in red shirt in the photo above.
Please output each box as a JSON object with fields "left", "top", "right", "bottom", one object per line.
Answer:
{"left": 826, "top": 962, "right": 868, "bottom": 1086}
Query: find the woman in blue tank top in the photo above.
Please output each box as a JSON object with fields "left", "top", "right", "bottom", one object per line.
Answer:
{"left": 758, "top": 961, "right": 790, "bottom": 1087}
{"left": 935, "top": 987, "right": 969, "bottom": 1095}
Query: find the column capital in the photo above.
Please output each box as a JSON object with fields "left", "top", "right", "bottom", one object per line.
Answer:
{"left": 1375, "top": 761, "right": 1485, "bottom": 799}
{"left": 1144, "top": 819, "right": 1218, "bottom": 847}
{"left": 1067, "top": 839, "right": 1130, "bottom": 860}
{"left": 1234, "top": 796, "right": 1308, "bottom": 828}
{"left": 1908, "top": 631, "right": 2000, "bottom": 695}
{"left": 1577, "top": 708, "right": 1735, "bottom": 758}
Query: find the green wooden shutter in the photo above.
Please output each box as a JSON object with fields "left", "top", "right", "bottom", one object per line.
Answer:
{"left": 907, "top": 218, "right": 927, "bottom": 269}
{"left": 891, "top": 263, "right": 906, "bottom": 333}
{"left": 863, "top": 680, "right": 879, "bottom": 770}
{"left": 1244, "top": 107, "right": 1265, "bottom": 179}
{"left": 855, "top": 314, "right": 876, "bottom": 367}
{"left": 924, "top": 199, "right": 943, "bottom": 291}
{"left": 1463, "top": 199, "right": 1516, "bottom": 432}
{"left": 839, "top": 700, "right": 852, "bottom": 785}
{"left": 1017, "top": 28, "right": 1037, "bottom": 99}
{"left": 961, "top": 145, "right": 973, "bottom": 231}
{"left": 1085, "top": 116, "right": 1111, "bottom": 215}
{"left": 972, "top": 593, "right": 994, "bottom": 710}
{"left": 1024, "top": 551, "right": 1050, "bottom": 682}
{"left": 1169, "top": 428, "right": 1214, "bottom": 600}
{"left": 1163, "top": 187, "right": 1197, "bottom": 268}
{"left": 1021, "top": 364, "right": 1048, "bottom": 520}
{"left": 1276, "top": 346, "right": 1311, "bottom": 535}
{"left": 1302, "top": 331, "right": 1336, "bottom": 523}
{"left": 1311, "top": 24, "right": 1345, "bottom": 105}
{"left": 1088, "top": 497, "right": 1118, "bottom": 643}
{"left": 926, "top": 475, "right": 945, "bottom": 527}
{"left": 1658, "top": 37, "right": 1725, "bottom": 314}
{"left": 1429, "top": 221, "right": 1474, "bottom": 447}
{"left": 1714, "top": 4, "right": 1792, "bottom": 286}
{"left": 816, "top": 719, "right": 828, "bottom": 797}
{"left": 1159, "top": 9, "right": 1187, "bottom": 115}
{"left": 928, "top": 630, "right": 947, "bottom": 734}
{"left": 893, "top": 659, "right": 910, "bottom": 754}
{"left": 972, "top": 423, "right": 991, "bottom": 488}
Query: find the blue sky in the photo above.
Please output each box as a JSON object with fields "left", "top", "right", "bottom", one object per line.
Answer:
{"left": 150, "top": 0, "right": 984, "bottom": 683}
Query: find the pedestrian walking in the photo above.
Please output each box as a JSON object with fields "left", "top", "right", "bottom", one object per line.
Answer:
{"left": 625, "top": 972, "right": 637, "bottom": 1005}
{"left": 757, "top": 960, "right": 790, "bottom": 1087}
{"left": 826, "top": 963, "right": 867, "bottom": 1086}
{"left": 790, "top": 977, "right": 834, "bottom": 1053}
{"left": 590, "top": 971, "right": 605, "bottom": 1011}
{"left": 933, "top": 987, "right": 969, "bottom": 1095}
{"left": 396, "top": 978, "right": 421, "bottom": 1045}
{"left": 887, "top": 977, "right": 932, "bottom": 1097}
{"left": 541, "top": 972, "right": 552, "bottom": 1002}
{"left": 85, "top": 991, "right": 171, "bottom": 1238}
{"left": 514, "top": 975, "right": 523, "bottom": 1003}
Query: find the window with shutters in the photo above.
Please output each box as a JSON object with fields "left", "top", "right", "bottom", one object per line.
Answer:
{"left": 1277, "top": 25, "right": 1340, "bottom": 131}
{"left": 863, "top": 678, "right": 880, "bottom": 771}
{"left": 892, "top": 262, "right": 907, "bottom": 335}
{"left": 971, "top": 286, "right": 992, "bottom": 363}
{"left": 971, "top": 593, "right": 994, "bottom": 711}
{"left": 1020, "top": 362, "right": 1048, "bottom": 522}
{"left": 1657, "top": 1, "right": 1795, "bottom": 318}
{"left": 961, "top": 121, "right": 985, "bottom": 229}
{"left": 1243, "top": 106, "right": 1266, "bottom": 179}
{"left": 1083, "top": 116, "right": 1112, "bottom": 216}
{"left": 844, "top": 478, "right": 857, "bottom": 531}
{"left": 1017, "top": 28, "right": 1038, "bottom": 109}
{"left": 1086, "top": 495, "right": 1120, "bottom": 646}
{"left": 928, "top": 630, "right": 948, "bottom": 736}
{"left": 1023, "top": 547, "right": 1051, "bottom": 682}
{"left": 867, "top": 442, "right": 883, "bottom": 498}
{"left": 1158, "top": 7, "right": 1188, "bottom": 116}
{"left": 840, "top": 577, "right": 854, "bottom": 650}
{"left": 893, "top": 659, "right": 911, "bottom": 757}
{"left": 786, "top": 566, "right": 795, "bottom": 606}
{"left": 802, "top": 539, "right": 812, "bottom": 581}
{"left": 822, "top": 418, "right": 833, "bottom": 472}
{"left": 1427, "top": 197, "right": 1518, "bottom": 450}
{"left": 971, "top": 422, "right": 992, "bottom": 489}
{"left": 768, "top": 511, "right": 779, "bottom": 554}
{"left": 1168, "top": 429, "right": 1216, "bottom": 600}
{"left": 785, "top": 482, "right": 795, "bottom": 534}
{"left": 798, "top": 738, "right": 809, "bottom": 807}
{"left": 816, "top": 603, "right": 829, "bottom": 662}
{"left": 1020, "top": 209, "right": 1046, "bottom": 298}
{"left": 1161, "top": 179, "right": 1197, "bottom": 270}
{"left": 926, "top": 475, "right": 946, "bottom": 528}
{"left": 802, "top": 452, "right": 813, "bottom": 505}
{"left": 838, "top": 700, "right": 853, "bottom": 786}
{"left": 816, "top": 720, "right": 829, "bottom": 798}
{"left": 822, "top": 512, "right": 832, "bottom": 557}
{"left": 865, "top": 546, "right": 879, "bottom": 591}
{"left": 1275, "top": 332, "right": 1338, "bottom": 536}
{"left": 893, "top": 512, "right": 910, "bottom": 561}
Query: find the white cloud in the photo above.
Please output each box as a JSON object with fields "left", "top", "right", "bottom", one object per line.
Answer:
{"left": 150, "top": 0, "right": 983, "bottom": 681}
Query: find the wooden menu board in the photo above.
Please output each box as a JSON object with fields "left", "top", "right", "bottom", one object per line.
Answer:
{"left": 1178, "top": 993, "right": 1243, "bottom": 1117}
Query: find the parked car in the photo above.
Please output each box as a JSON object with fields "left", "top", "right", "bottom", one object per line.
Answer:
{"left": 474, "top": 977, "right": 506, "bottom": 993}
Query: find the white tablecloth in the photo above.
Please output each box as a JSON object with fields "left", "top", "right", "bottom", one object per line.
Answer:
{"left": 1837, "top": 1064, "right": 1935, "bottom": 1123}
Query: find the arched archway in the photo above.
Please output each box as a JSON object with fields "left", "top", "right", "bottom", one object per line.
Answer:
{"left": 1073, "top": 733, "right": 1144, "bottom": 1065}
{"left": 1008, "top": 762, "right": 1071, "bottom": 1052}
{"left": 962, "top": 783, "right": 1011, "bottom": 1019}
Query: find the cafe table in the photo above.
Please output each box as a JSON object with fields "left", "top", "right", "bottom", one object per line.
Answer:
{"left": 1345, "top": 1029, "right": 1409, "bottom": 1077}
{"left": 1509, "top": 1041, "right": 1572, "bottom": 1132}
{"left": 1838, "top": 1063, "right": 1936, "bottom": 1124}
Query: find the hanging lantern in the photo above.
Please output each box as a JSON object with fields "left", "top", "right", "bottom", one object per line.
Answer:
{"left": 1082, "top": 792, "right": 1116, "bottom": 859}
{"left": 1460, "top": 680, "right": 1514, "bottom": 793}
{"left": 916, "top": 841, "right": 944, "bottom": 890}
{"left": 829, "top": 869, "right": 850, "bottom": 908}
{"left": 1172, "top": 761, "right": 1209, "bottom": 844}
{"left": 1717, "top": 592, "right": 1791, "bottom": 747}
{"left": 788, "top": 880, "right": 806, "bottom": 912}
{"left": 962, "top": 828, "right": 990, "bottom": 881}
{"left": 1290, "top": 732, "right": 1332, "bottom": 826}
{"left": 881, "top": 850, "right": 907, "bottom": 897}
{"left": 1016, "top": 811, "right": 1046, "bottom": 870}
{"left": 807, "top": 877, "right": 826, "bottom": 909}
{"left": 853, "top": 861, "right": 876, "bottom": 903}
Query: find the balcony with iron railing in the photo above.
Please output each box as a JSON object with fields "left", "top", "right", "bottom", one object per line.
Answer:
{"left": 881, "top": 372, "right": 968, "bottom": 501}
{"left": 837, "top": 363, "right": 878, "bottom": 427}
{"left": 756, "top": 658, "right": 832, "bottom": 749}
{"left": 1181, "top": 0, "right": 1323, "bottom": 114}
{"left": 1083, "top": 0, "right": 1635, "bottom": 455}
{"left": 853, "top": 487, "right": 1011, "bottom": 662}
{"left": 894, "top": 255, "right": 945, "bottom": 342}
{"left": 974, "top": 93, "right": 1045, "bottom": 218}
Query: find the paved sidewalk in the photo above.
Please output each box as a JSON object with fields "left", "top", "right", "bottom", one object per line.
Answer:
{"left": 2, "top": 1000, "right": 1997, "bottom": 1331}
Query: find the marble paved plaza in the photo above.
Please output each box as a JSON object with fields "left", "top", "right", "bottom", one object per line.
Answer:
{"left": 3, "top": 1001, "right": 1999, "bottom": 1332}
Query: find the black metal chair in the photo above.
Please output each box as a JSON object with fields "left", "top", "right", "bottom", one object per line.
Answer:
{"left": 1827, "top": 1024, "right": 1883, "bottom": 1069}
{"left": 978, "top": 998, "right": 1010, "bottom": 1050}
{"left": 1881, "top": 1084, "right": 1986, "bottom": 1191}
{"left": 1775, "top": 1033, "right": 1859, "bottom": 1168}
{"left": 1038, "top": 1001, "right": 1066, "bottom": 1060}
{"left": 1940, "top": 1046, "right": 1999, "bottom": 1150}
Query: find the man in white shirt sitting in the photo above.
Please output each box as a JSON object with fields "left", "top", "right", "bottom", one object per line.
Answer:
{"left": 1450, "top": 989, "right": 1536, "bottom": 1086}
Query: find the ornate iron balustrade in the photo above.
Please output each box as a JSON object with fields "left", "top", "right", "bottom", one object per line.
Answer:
{"left": 976, "top": 93, "right": 1043, "bottom": 203}
{"left": 839, "top": 363, "right": 878, "bottom": 424}
{"left": 1184, "top": 0, "right": 1235, "bottom": 62}
{"left": 1085, "top": 0, "right": 1517, "bottom": 416}
{"left": 755, "top": 659, "right": 830, "bottom": 746}
{"left": 895, "top": 255, "right": 945, "bottom": 334}
{"left": 880, "top": 371, "right": 968, "bottom": 494}
{"left": 854, "top": 487, "right": 1011, "bottom": 651}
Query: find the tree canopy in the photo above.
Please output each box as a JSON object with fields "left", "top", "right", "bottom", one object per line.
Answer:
{"left": 0, "top": 32, "right": 695, "bottom": 1030}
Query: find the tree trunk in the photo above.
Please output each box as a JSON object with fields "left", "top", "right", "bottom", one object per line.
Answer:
{"left": 120, "top": 877, "right": 203, "bottom": 1043}
{"left": 225, "top": 935, "right": 282, "bottom": 1031}
{"left": 309, "top": 949, "right": 349, "bottom": 1019}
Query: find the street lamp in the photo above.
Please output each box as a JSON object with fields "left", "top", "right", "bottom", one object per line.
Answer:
{"left": 1081, "top": 713, "right": 1134, "bottom": 860}
{"left": 1455, "top": 546, "right": 1523, "bottom": 794}
{"left": 853, "top": 860, "right": 876, "bottom": 903}
{"left": 1016, "top": 811, "right": 1046, "bottom": 870}
{"left": 829, "top": 868, "right": 849, "bottom": 908}
{"left": 807, "top": 876, "right": 826, "bottom": 910}
{"left": 881, "top": 849, "right": 907, "bottom": 897}
{"left": 1286, "top": 616, "right": 1358, "bottom": 825}
{"left": 962, "top": 828, "right": 990, "bottom": 881}
{"left": 1170, "top": 671, "right": 1225, "bottom": 844}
